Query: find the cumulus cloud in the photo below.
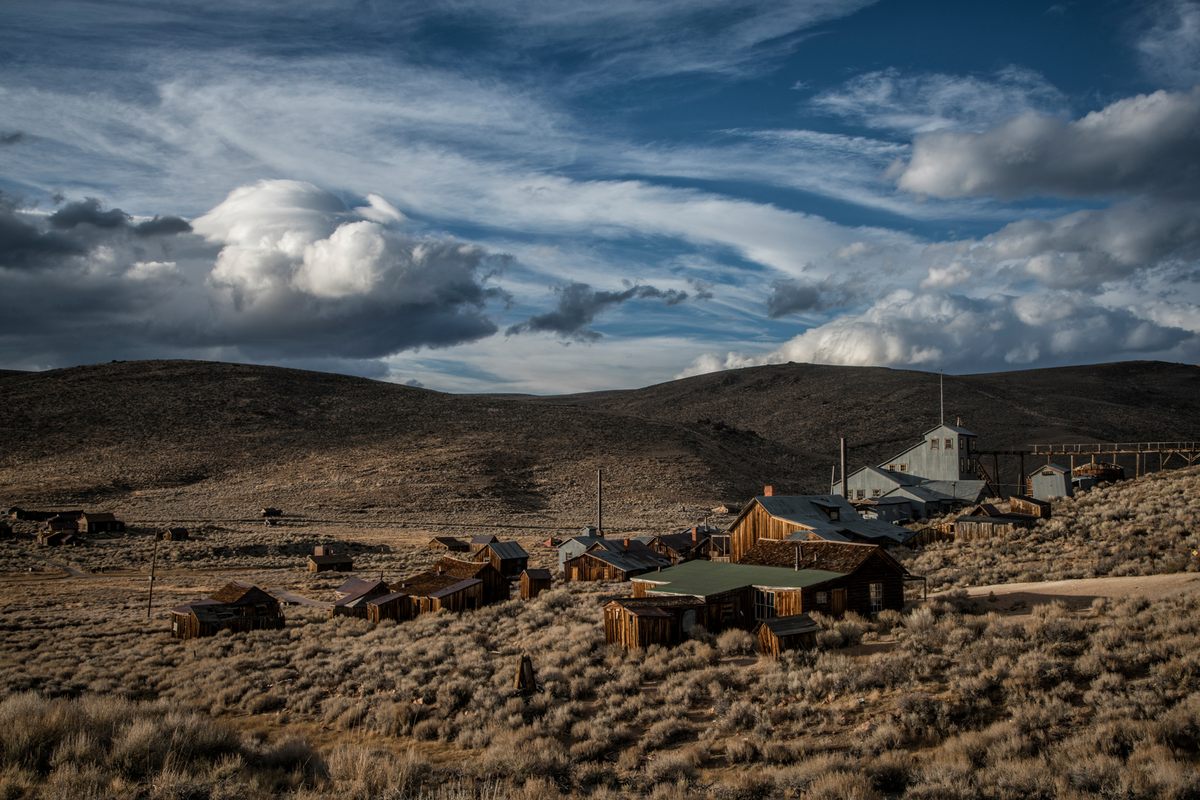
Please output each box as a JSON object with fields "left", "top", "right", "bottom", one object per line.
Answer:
{"left": 0, "top": 181, "right": 508, "bottom": 369}
{"left": 812, "top": 66, "right": 1067, "bottom": 134}
{"left": 683, "top": 290, "right": 1192, "bottom": 376}
{"left": 766, "top": 276, "right": 861, "bottom": 317}
{"left": 506, "top": 281, "right": 689, "bottom": 341}
{"left": 897, "top": 87, "right": 1200, "bottom": 200}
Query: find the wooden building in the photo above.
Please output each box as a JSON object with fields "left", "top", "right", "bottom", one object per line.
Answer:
{"left": 563, "top": 539, "right": 670, "bottom": 582}
{"left": 471, "top": 534, "right": 499, "bottom": 546}
{"left": 366, "top": 574, "right": 483, "bottom": 622}
{"left": 78, "top": 512, "right": 125, "bottom": 534}
{"left": 954, "top": 514, "right": 1036, "bottom": 542}
{"left": 520, "top": 568, "right": 552, "bottom": 600}
{"left": 1029, "top": 464, "right": 1072, "bottom": 500}
{"left": 157, "top": 527, "right": 189, "bottom": 541}
{"left": 307, "top": 545, "right": 353, "bottom": 573}
{"left": 603, "top": 596, "right": 706, "bottom": 650}
{"left": 45, "top": 515, "right": 79, "bottom": 535}
{"left": 170, "top": 582, "right": 284, "bottom": 639}
{"left": 331, "top": 580, "right": 392, "bottom": 618}
{"left": 1007, "top": 495, "right": 1051, "bottom": 519}
{"left": 435, "top": 556, "right": 510, "bottom": 604}
{"left": 472, "top": 540, "right": 529, "bottom": 579}
{"left": 756, "top": 614, "right": 821, "bottom": 657}
{"left": 37, "top": 530, "right": 78, "bottom": 547}
{"left": 726, "top": 492, "right": 918, "bottom": 561}
{"left": 428, "top": 536, "right": 470, "bottom": 553}
{"left": 9, "top": 508, "right": 81, "bottom": 522}
{"left": 647, "top": 526, "right": 715, "bottom": 564}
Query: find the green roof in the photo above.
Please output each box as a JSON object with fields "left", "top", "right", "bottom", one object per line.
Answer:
{"left": 633, "top": 560, "right": 845, "bottom": 598}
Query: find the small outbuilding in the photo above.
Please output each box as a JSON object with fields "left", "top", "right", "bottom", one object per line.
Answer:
{"left": 428, "top": 536, "right": 470, "bottom": 553}
{"left": 1007, "top": 495, "right": 1051, "bottom": 519}
{"left": 954, "top": 514, "right": 1037, "bottom": 541}
{"left": 435, "top": 556, "right": 510, "bottom": 604}
{"left": 38, "top": 530, "right": 79, "bottom": 547}
{"left": 307, "top": 544, "right": 353, "bottom": 573}
{"left": 519, "top": 568, "right": 552, "bottom": 600}
{"left": 473, "top": 540, "right": 530, "bottom": 578}
{"left": 603, "top": 596, "right": 706, "bottom": 650}
{"left": 1029, "top": 464, "right": 1072, "bottom": 500}
{"left": 756, "top": 614, "right": 821, "bottom": 657}
{"left": 647, "top": 526, "right": 715, "bottom": 564}
{"left": 331, "top": 579, "right": 392, "bottom": 618}
{"left": 366, "top": 574, "right": 483, "bottom": 622}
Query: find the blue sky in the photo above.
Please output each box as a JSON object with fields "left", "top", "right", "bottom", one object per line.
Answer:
{"left": 1, "top": 0, "right": 1198, "bottom": 392}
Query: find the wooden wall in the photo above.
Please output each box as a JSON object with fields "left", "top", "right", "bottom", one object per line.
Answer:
{"left": 800, "top": 554, "right": 905, "bottom": 617}
{"left": 564, "top": 553, "right": 629, "bottom": 582}
{"left": 520, "top": 573, "right": 551, "bottom": 600}
{"left": 604, "top": 605, "right": 683, "bottom": 650}
{"left": 729, "top": 503, "right": 806, "bottom": 562}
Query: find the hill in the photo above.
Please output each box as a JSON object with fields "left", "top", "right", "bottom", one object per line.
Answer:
{"left": 1, "top": 359, "right": 1198, "bottom": 529}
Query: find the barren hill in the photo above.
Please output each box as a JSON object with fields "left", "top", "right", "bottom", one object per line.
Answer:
{"left": 1, "top": 359, "right": 1198, "bottom": 530}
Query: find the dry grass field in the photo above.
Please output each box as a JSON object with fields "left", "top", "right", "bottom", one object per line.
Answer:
{"left": 2, "top": 361, "right": 1199, "bottom": 798}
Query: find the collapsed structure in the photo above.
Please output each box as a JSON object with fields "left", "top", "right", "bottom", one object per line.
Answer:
{"left": 170, "top": 582, "right": 284, "bottom": 639}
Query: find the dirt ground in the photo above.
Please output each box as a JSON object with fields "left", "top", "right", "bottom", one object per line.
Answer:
{"left": 949, "top": 572, "right": 1200, "bottom": 614}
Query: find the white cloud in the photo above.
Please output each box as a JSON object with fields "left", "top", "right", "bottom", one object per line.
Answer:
{"left": 1134, "top": 0, "right": 1200, "bottom": 86}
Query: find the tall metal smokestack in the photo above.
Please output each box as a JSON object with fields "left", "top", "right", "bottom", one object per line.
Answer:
{"left": 596, "top": 468, "right": 603, "bottom": 537}
{"left": 840, "top": 437, "right": 848, "bottom": 499}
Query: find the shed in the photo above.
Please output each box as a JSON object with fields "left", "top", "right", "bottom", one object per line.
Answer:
{"left": 473, "top": 540, "right": 529, "bottom": 579}
{"left": 428, "top": 536, "right": 470, "bottom": 553}
{"left": 366, "top": 574, "right": 483, "bottom": 622}
{"left": 79, "top": 512, "right": 125, "bottom": 534}
{"left": 954, "top": 514, "right": 1037, "bottom": 541}
{"left": 170, "top": 582, "right": 284, "bottom": 639}
{"left": 307, "top": 553, "right": 353, "bottom": 573}
{"left": 157, "top": 527, "right": 189, "bottom": 541}
{"left": 520, "top": 568, "right": 552, "bottom": 600}
{"left": 1028, "top": 464, "right": 1072, "bottom": 500}
{"left": 38, "top": 530, "right": 78, "bottom": 547}
{"left": 603, "top": 596, "right": 706, "bottom": 650}
{"left": 756, "top": 614, "right": 821, "bottom": 657}
{"left": 331, "top": 580, "right": 392, "bottom": 618}
{"left": 435, "top": 556, "right": 510, "bottom": 604}
{"left": 1007, "top": 495, "right": 1051, "bottom": 519}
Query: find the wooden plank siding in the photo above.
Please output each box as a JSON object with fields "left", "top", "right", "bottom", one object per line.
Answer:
{"left": 564, "top": 552, "right": 635, "bottom": 582}
{"left": 728, "top": 502, "right": 812, "bottom": 562}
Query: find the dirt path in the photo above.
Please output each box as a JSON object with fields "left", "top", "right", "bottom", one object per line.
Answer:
{"left": 942, "top": 572, "right": 1200, "bottom": 614}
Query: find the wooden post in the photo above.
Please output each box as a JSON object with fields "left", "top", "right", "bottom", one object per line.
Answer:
{"left": 515, "top": 654, "right": 537, "bottom": 696}
{"left": 146, "top": 539, "right": 159, "bottom": 621}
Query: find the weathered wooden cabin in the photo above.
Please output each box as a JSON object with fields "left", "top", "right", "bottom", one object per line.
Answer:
{"left": 428, "top": 536, "right": 470, "bottom": 553}
{"left": 647, "top": 526, "right": 715, "bottom": 564}
{"left": 435, "top": 556, "right": 510, "bottom": 604}
{"left": 331, "top": 580, "right": 392, "bottom": 618}
{"left": 520, "top": 568, "right": 552, "bottom": 600}
{"left": 756, "top": 614, "right": 821, "bottom": 657}
{"left": 563, "top": 539, "right": 670, "bottom": 582}
{"left": 954, "top": 514, "right": 1037, "bottom": 541}
{"left": 1007, "top": 495, "right": 1051, "bottom": 519}
{"left": 726, "top": 491, "right": 917, "bottom": 560}
{"left": 170, "top": 582, "right": 284, "bottom": 639}
{"left": 78, "top": 512, "right": 125, "bottom": 534}
{"left": 471, "top": 534, "right": 499, "bottom": 546}
{"left": 307, "top": 545, "right": 353, "bottom": 573}
{"left": 472, "top": 540, "right": 529, "bottom": 579}
{"left": 634, "top": 541, "right": 914, "bottom": 621}
{"left": 366, "top": 574, "right": 484, "bottom": 622}
{"left": 603, "top": 596, "right": 706, "bottom": 650}
{"left": 157, "top": 527, "right": 189, "bottom": 541}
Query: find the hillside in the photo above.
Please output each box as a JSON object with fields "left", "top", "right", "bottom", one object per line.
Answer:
{"left": 2, "top": 359, "right": 1198, "bottom": 529}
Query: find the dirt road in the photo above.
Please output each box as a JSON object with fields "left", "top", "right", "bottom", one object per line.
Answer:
{"left": 943, "top": 572, "right": 1200, "bottom": 614}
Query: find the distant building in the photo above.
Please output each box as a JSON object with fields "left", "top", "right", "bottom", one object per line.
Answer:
{"left": 427, "top": 536, "right": 470, "bottom": 553}
{"left": 472, "top": 540, "right": 529, "bottom": 579}
{"left": 519, "top": 568, "right": 553, "bottom": 600}
{"left": 170, "top": 582, "right": 284, "bottom": 639}
{"left": 647, "top": 526, "right": 717, "bottom": 564}
{"left": 726, "top": 491, "right": 918, "bottom": 560}
{"left": 157, "top": 527, "right": 189, "bottom": 541}
{"left": 563, "top": 538, "right": 671, "bottom": 582}
{"left": 331, "top": 580, "right": 391, "bottom": 618}
{"left": 78, "top": 512, "right": 125, "bottom": 534}
{"left": 1029, "top": 464, "right": 1072, "bottom": 500}
{"left": 366, "top": 574, "right": 483, "bottom": 622}
{"left": 434, "top": 556, "right": 510, "bottom": 604}
{"left": 307, "top": 545, "right": 353, "bottom": 573}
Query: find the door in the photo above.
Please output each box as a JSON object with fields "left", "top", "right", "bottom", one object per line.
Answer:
{"left": 830, "top": 588, "right": 847, "bottom": 616}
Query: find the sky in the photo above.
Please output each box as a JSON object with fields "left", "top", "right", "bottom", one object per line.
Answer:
{"left": 2, "top": 0, "right": 1199, "bottom": 393}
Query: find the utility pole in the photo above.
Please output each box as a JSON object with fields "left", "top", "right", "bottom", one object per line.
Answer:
{"left": 596, "top": 468, "right": 603, "bottom": 537}
{"left": 146, "top": 539, "right": 159, "bottom": 621}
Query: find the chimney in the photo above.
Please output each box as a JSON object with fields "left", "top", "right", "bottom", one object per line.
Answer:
{"left": 840, "top": 437, "right": 848, "bottom": 500}
{"left": 763, "top": 484, "right": 774, "bottom": 497}
{"left": 690, "top": 526, "right": 698, "bottom": 544}
{"left": 623, "top": 537, "right": 631, "bottom": 551}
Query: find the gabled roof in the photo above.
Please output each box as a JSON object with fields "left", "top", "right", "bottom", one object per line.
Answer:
{"left": 1030, "top": 463, "right": 1070, "bottom": 476}
{"left": 334, "top": 580, "right": 391, "bottom": 608}
{"left": 429, "top": 536, "right": 468, "bottom": 548}
{"left": 925, "top": 422, "right": 977, "bottom": 437}
{"left": 634, "top": 560, "right": 846, "bottom": 598}
{"left": 576, "top": 539, "right": 670, "bottom": 573}
{"left": 336, "top": 577, "right": 375, "bottom": 598}
{"left": 435, "top": 556, "right": 494, "bottom": 579}
{"left": 523, "top": 568, "right": 552, "bottom": 580}
{"left": 471, "top": 534, "right": 499, "bottom": 545}
{"left": 477, "top": 540, "right": 529, "bottom": 561}
{"left": 210, "top": 582, "right": 274, "bottom": 605}
{"left": 385, "top": 572, "right": 481, "bottom": 599}
{"left": 80, "top": 512, "right": 118, "bottom": 522}
{"left": 739, "top": 495, "right": 910, "bottom": 544}
{"left": 653, "top": 529, "right": 710, "bottom": 554}
{"left": 760, "top": 614, "right": 822, "bottom": 637}
{"left": 921, "top": 480, "right": 987, "bottom": 502}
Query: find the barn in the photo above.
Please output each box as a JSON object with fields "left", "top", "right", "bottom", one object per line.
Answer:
{"left": 366, "top": 574, "right": 483, "bottom": 622}
{"left": 435, "top": 556, "right": 510, "bottom": 604}
{"left": 170, "top": 582, "right": 284, "bottom": 639}
{"left": 756, "top": 614, "right": 821, "bottom": 657}
{"left": 331, "top": 579, "right": 392, "bottom": 618}
{"left": 428, "top": 536, "right": 470, "bottom": 553}
{"left": 473, "top": 540, "right": 529, "bottom": 579}
{"left": 78, "top": 512, "right": 125, "bottom": 534}
{"left": 603, "top": 596, "right": 706, "bottom": 650}
{"left": 520, "top": 568, "right": 552, "bottom": 600}
{"left": 563, "top": 539, "right": 670, "bottom": 582}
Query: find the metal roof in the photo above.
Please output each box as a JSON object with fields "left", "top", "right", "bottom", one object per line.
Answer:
{"left": 634, "top": 560, "right": 845, "bottom": 598}
{"left": 924, "top": 423, "right": 977, "bottom": 437}
{"left": 335, "top": 580, "right": 390, "bottom": 607}
{"left": 579, "top": 539, "right": 670, "bottom": 572}
{"left": 523, "top": 568, "right": 552, "bottom": 580}
{"left": 761, "top": 614, "right": 822, "bottom": 637}
{"left": 751, "top": 495, "right": 907, "bottom": 543}
{"left": 308, "top": 554, "right": 352, "bottom": 565}
{"left": 482, "top": 540, "right": 529, "bottom": 561}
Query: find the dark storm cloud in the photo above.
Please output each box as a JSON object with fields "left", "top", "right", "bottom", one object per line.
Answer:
{"left": 133, "top": 215, "right": 193, "bottom": 237}
{"left": 766, "top": 277, "right": 860, "bottom": 317}
{"left": 507, "top": 281, "right": 688, "bottom": 341}
{"left": 46, "top": 198, "right": 193, "bottom": 237}
{"left": 0, "top": 132, "right": 24, "bottom": 145}
{"left": 0, "top": 197, "right": 86, "bottom": 268}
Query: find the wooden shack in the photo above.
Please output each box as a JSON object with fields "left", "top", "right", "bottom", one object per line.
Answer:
{"left": 648, "top": 527, "right": 714, "bottom": 564}
{"left": 331, "top": 580, "right": 391, "bottom": 618}
{"left": 520, "top": 568, "right": 552, "bottom": 600}
{"left": 367, "top": 574, "right": 483, "bottom": 622}
{"left": 435, "top": 556, "right": 510, "bottom": 604}
{"left": 428, "top": 536, "right": 470, "bottom": 553}
{"left": 78, "top": 512, "right": 125, "bottom": 534}
{"left": 726, "top": 492, "right": 916, "bottom": 559}
{"left": 1007, "top": 495, "right": 1051, "bottom": 519}
{"left": 756, "top": 614, "right": 821, "bottom": 657}
{"left": 158, "top": 527, "right": 189, "bottom": 541}
{"left": 472, "top": 540, "right": 530, "bottom": 579}
{"left": 307, "top": 545, "right": 353, "bottom": 573}
{"left": 603, "top": 596, "right": 706, "bottom": 650}
{"left": 37, "top": 530, "right": 78, "bottom": 547}
{"left": 954, "top": 514, "right": 1036, "bottom": 541}
{"left": 563, "top": 539, "right": 670, "bottom": 582}
{"left": 170, "top": 582, "right": 284, "bottom": 639}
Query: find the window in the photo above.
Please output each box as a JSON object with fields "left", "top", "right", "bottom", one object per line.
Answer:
{"left": 754, "top": 589, "right": 776, "bottom": 620}
{"left": 945, "top": 438, "right": 954, "bottom": 450}
{"left": 872, "top": 488, "right": 881, "bottom": 497}
{"left": 855, "top": 489, "right": 865, "bottom": 500}
{"left": 815, "top": 591, "right": 828, "bottom": 605}
{"left": 930, "top": 438, "right": 939, "bottom": 450}
{"left": 869, "top": 582, "right": 884, "bottom": 614}
{"left": 899, "top": 464, "right": 908, "bottom": 472}
{"left": 825, "top": 507, "right": 840, "bottom": 521}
